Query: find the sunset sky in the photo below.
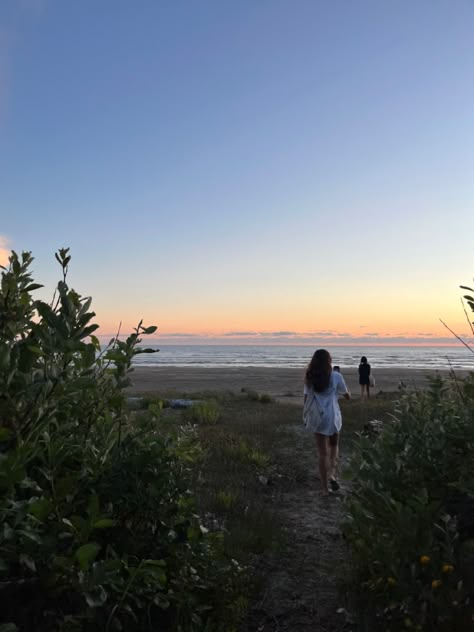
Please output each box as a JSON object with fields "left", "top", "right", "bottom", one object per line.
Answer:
{"left": 1, "top": 1, "right": 473, "bottom": 345}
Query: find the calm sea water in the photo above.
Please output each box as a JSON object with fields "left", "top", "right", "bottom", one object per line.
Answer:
{"left": 132, "top": 344, "right": 474, "bottom": 371}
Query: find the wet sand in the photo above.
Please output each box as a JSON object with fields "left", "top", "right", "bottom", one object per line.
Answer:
{"left": 127, "top": 366, "right": 468, "bottom": 400}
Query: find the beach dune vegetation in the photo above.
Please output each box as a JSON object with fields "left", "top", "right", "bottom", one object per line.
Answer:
{"left": 344, "top": 286, "right": 474, "bottom": 630}
{"left": 0, "top": 250, "right": 241, "bottom": 631}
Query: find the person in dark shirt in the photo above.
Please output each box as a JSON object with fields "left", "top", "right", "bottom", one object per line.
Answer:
{"left": 358, "top": 356, "right": 371, "bottom": 399}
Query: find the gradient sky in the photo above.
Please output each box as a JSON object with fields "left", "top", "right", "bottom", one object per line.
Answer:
{"left": 1, "top": 0, "right": 473, "bottom": 344}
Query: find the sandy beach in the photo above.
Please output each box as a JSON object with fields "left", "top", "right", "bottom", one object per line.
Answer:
{"left": 127, "top": 366, "right": 468, "bottom": 400}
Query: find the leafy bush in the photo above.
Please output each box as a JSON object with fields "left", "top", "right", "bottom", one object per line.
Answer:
{"left": 0, "top": 250, "right": 240, "bottom": 631}
{"left": 344, "top": 375, "right": 474, "bottom": 630}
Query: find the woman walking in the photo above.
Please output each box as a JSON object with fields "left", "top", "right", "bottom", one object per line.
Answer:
{"left": 358, "top": 355, "right": 371, "bottom": 399}
{"left": 303, "top": 349, "right": 350, "bottom": 496}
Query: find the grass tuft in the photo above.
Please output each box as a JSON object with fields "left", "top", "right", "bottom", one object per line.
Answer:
{"left": 183, "top": 399, "right": 221, "bottom": 424}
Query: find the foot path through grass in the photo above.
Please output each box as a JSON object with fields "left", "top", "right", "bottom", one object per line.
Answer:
{"left": 157, "top": 392, "right": 392, "bottom": 631}
{"left": 244, "top": 420, "right": 354, "bottom": 632}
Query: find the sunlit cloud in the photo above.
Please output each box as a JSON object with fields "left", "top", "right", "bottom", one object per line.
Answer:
{"left": 223, "top": 331, "right": 258, "bottom": 337}
{"left": 160, "top": 332, "right": 198, "bottom": 338}
{"left": 119, "top": 329, "right": 469, "bottom": 346}
{"left": 258, "top": 331, "right": 298, "bottom": 337}
{"left": 0, "top": 236, "right": 11, "bottom": 266}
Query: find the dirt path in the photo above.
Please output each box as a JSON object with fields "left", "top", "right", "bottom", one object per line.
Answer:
{"left": 245, "top": 424, "right": 355, "bottom": 632}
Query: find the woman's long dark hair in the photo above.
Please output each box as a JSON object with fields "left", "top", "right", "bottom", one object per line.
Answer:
{"left": 305, "top": 349, "right": 332, "bottom": 392}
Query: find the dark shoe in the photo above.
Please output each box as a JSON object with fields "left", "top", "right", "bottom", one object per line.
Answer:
{"left": 330, "top": 478, "right": 340, "bottom": 491}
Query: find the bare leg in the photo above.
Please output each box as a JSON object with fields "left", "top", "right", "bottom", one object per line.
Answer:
{"left": 367, "top": 385, "right": 371, "bottom": 399}
{"left": 328, "top": 433, "right": 339, "bottom": 482}
{"left": 316, "top": 433, "right": 329, "bottom": 495}
{"left": 360, "top": 384, "right": 365, "bottom": 398}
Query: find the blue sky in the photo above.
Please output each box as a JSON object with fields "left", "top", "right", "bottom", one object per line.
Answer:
{"left": 1, "top": 0, "right": 473, "bottom": 343}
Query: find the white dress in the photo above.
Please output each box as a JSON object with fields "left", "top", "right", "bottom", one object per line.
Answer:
{"left": 303, "top": 371, "right": 348, "bottom": 435}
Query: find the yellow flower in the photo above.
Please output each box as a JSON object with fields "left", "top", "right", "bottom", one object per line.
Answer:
{"left": 420, "top": 555, "right": 430, "bottom": 565}
{"left": 387, "top": 577, "right": 397, "bottom": 586}
{"left": 432, "top": 579, "right": 442, "bottom": 589}
{"left": 442, "top": 564, "right": 454, "bottom": 574}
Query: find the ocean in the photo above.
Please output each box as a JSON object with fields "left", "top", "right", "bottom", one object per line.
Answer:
{"left": 132, "top": 344, "right": 474, "bottom": 371}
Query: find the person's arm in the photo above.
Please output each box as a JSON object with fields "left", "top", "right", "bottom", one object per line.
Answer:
{"left": 336, "top": 373, "right": 351, "bottom": 399}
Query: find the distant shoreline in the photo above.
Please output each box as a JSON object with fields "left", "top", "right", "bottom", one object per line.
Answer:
{"left": 127, "top": 366, "right": 470, "bottom": 400}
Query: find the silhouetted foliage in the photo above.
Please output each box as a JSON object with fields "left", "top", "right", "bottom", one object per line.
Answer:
{"left": 0, "top": 250, "right": 240, "bottom": 631}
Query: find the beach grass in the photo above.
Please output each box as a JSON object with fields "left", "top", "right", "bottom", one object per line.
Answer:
{"left": 144, "top": 388, "right": 397, "bottom": 628}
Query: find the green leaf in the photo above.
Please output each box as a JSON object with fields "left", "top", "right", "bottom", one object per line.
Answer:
{"left": 82, "top": 324, "right": 99, "bottom": 337}
{"left": 29, "top": 498, "right": 52, "bottom": 521}
{"left": 0, "top": 427, "right": 12, "bottom": 442}
{"left": 85, "top": 586, "right": 107, "bottom": 608}
{"left": 18, "top": 529, "right": 42, "bottom": 544}
{"left": 24, "top": 283, "right": 43, "bottom": 292}
{"left": 90, "top": 334, "right": 101, "bottom": 348}
{"left": 0, "top": 344, "right": 10, "bottom": 370}
{"left": 142, "top": 326, "right": 157, "bottom": 335}
{"left": 144, "top": 559, "right": 166, "bottom": 567}
{"left": 93, "top": 518, "right": 116, "bottom": 529}
{"left": 26, "top": 345, "right": 43, "bottom": 355}
{"left": 75, "top": 543, "right": 101, "bottom": 569}
{"left": 19, "top": 553, "right": 36, "bottom": 572}
{"left": 87, "top": 494, "right": 100, "bottom": 520}
{"left": 35, "top": 301, "right": 60, "bottom": 328}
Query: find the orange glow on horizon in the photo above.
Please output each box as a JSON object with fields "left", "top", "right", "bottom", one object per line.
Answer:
{"left": 90, "top": 284, "right": 473, "bottom": 345}
{"left": 0, "top": 236, "right": 11, "bottom": 267}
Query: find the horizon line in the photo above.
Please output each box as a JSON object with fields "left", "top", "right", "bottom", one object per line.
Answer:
{"left": 95, "top": 336, "right": 471, "bottom": 348}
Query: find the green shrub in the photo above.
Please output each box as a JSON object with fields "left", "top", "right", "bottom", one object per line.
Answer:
{"left": 344, "top": 374, "right": 474, "bottom": 631}
{"left": 0, "top": 250, "right": 240, "bottom": 631}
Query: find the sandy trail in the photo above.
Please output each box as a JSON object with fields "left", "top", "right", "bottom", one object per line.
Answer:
{"left": 244, "top": 423, "right": 353, "bottom": 632}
